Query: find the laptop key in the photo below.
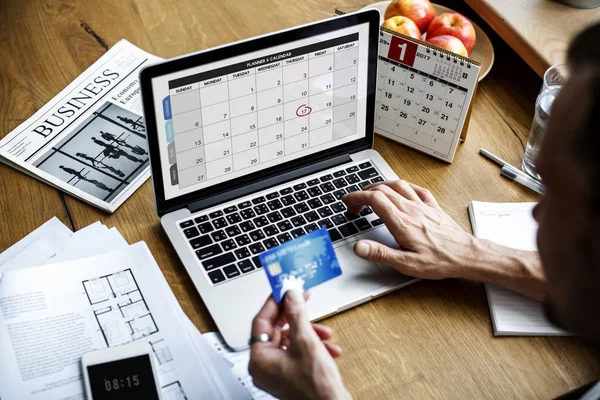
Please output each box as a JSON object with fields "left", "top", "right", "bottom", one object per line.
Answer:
{"left": 281, "top": 207, "right": 296, "bottom": 218}
{"left": 332, "top": 214, "right": 348, "bottom": 225}
{"left": 267, "top": 211, "right": 283, "bottom": 223}
{"left": 345, "top": 212, "right": 360, "bottom": 221}
{"left": 305, "top": 211, "right": 319, "bottom": 222}
{"left": 333, "top": 178, "right": 347, "bottom": 189}
{"left": 234, "top": 247, "right": 250, "bottom": 259}
{"left": 307, "top": 187, "right": 322, "bottom": 197}
{"left": 267, "top": 199, "right": 283, "bottom": 210}
{"left": 202, "top": 252, "right": 235, "bottom": 271}
{"left": 359, "top": 161, "right": 372, "bottom": 169}
{"left": 358, "top": 168, "right": 379, "bottom": 180}
{"left": 320, "top": 174, "right": 333, "bottom": 182}
{"left": 180, "top": 220, "right": 194, "bottom": 228}
{"left": 318, "top": 218, "right": 334, "bottom": 229}
{"left": 211, "top": 230, "right": 227, "bottom": 241}
{"left": 235, "top": 234, "right": 251, "bottom": 246}
{"left": 198, "top": 222, "right": 214, "bottom": 234}
{"left": 195, "top": 215, "right": 209, "bottom": 223}
{"left": 331, "top": 202, "right": 347, "bottom": 213}
{"left": 253, "top": 216, "right": 269, "bottom": 227}
{"left": 226, "top": 213, "right": 242, "bottom": 224}
{"left": 266, "top": 192, "right": 279, "bottom": 200}
{"left": 281, "top": 195, "right": 296, "bottom": 206}
{"left": 189, "top": 235, "right": 212, "bottom": 249}
{"left": 277, "top": 220, "right": 293, "bottom": 232}
{"left": 317, "top": 206, "right": 333, "bottom": 218}
{"left": 346, "top": 166, "right": 359, "bottom": 173}
{"left": 290, "top": 228, "right": 305, "bottom": 238}
{"left": 360, "top": 206, "right": 373, "bottom": 216}
{"left": 307, "top": 178, "right": 320, "bottom": 186}
{"left": 339, "top": 222, "right": 359, "bottom": 237}
{"left": 264, "top": 238, "right": 279, "bottom": 249}
{"left": 307, "top": 198, "right": 323, "bottom": 209}
{"left": 320, "top": 194, "right": 335, "bottom": 205}
{"left": 328, "top": 228, "right": 343, "bottom": 242}
{"left": 252, "top": 256, "right": 263, "bottom": 269}
{"left": 371, "top": 218, "right": 384, "bottom": 226}
{"left": 280, "top": 187, "right": 293, "bottom": 195}
{"left": 333, "top": 170, "right": 346, "bottom": 177}
{"left": 238, "top": 259, "right": 255, "bottom": 273}
{"left": 240, "top": 209, "right": 256, "bottom": 220}
{"left": 277, "top": 233, "right": 293, "bottom": 243}
{"left": 240, "top": 221, "right": 256, "bottom": 232}
{"left": 371, "top": 177, "right": 384, "bottom": 183}
{"left": 346, "top": 174, "right": 360, "bottom": 184}
{"left": 213, "top": 217, "right": 227, "bottom": 229}
{"left": 294, "top": 191, "right": 309, "bottom": 201}
{"left": 320, "top": 182, "right": 335, "bottom": 193}
{"left": 222, "top": 239, "right": 237, "bottom": 251}
{"left": 254, "top": 204, "right": 269, "bottom": 215}
{"left": 224, "top": 206, "right": 238, "bottom": 214}
{"left": 223, "top": 265, "right": 241, "bottom": 279}
{"left": 209, "top": 210, "right": 223, "bottom": 218}
{"left": 333, "top": 189, "right": 347, "bottom": 200}
{"left": 252, "top": 196, "right": 266, "bottom": 204}
{"left": 208, "top": 269, "right": 226, "bottom": 284}
{"left": 291, "top": 215, "right": 307, "bottom": 227}
{"left": 238, "top": 201, "right": 252, "bottom": 209}
{"left": 183, "top": 226, "right": 200, "bottom": 239}
{"left": 249, "top": 229, "right": 265, "bottom": 241}
{"left": 249, "top": 242, "right": 265, "bottom": 254}
{"left": 304, "top": 223, "right": 319, "bottom": 233}
{"left": 196, "top": 244, "right": 223, "bottom": 260}
{"left": 359, "top": 181, "right": 371, "bottom": 189}
{"left": 263, "top": 224, "right": 279, "bottom": 237}
{"left": 293, "top": 202, "right": 309, "bottom": 213}
{"left": 293, "top": 183, "right": 307, "bottom": 190}
{"left": 347, "top": 185, "right": 360, "bottom": 193}
{"left": 355, "top": 218, "right": 371, "bottom": 231}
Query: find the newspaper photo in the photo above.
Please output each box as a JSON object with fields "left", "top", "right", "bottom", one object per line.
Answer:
{"left": 0, "top": 40, "right": 161, "bottom": 213}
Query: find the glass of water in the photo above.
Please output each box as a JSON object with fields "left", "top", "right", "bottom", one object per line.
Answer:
{"left": 522, "top": 63, "right": 569, "bottom": 181}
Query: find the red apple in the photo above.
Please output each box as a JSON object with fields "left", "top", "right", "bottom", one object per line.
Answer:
{"left": 426, "top": 35, "right": 468, "bottom": 57}
{"left": 426, "top": 12, "right": 477, "bottom": 54}
{"left": 382, "top": 16, "right": 422, "bottom": 41}
{"left": 384, "top": 0, "right": 436, "bottom": 33}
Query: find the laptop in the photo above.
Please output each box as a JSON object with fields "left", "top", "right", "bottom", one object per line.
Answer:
{"left": 140, "top": 9, "right": 417, "bottom": 350}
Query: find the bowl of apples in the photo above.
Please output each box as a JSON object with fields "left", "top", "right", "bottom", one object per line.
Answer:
{"left": 361, "top": 0, "right": 495, "bottom": 81}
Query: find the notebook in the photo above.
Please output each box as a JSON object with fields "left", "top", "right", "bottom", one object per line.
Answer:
{"left": 374, "top": 27, "right": 481, "bottom": 163}
{"left": 468, "top": 201, "right": 569, "bottom": 336}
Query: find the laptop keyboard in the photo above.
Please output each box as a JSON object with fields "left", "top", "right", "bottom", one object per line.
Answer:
{"left": 178, "top": 161, "right": 386, "bottom": 285}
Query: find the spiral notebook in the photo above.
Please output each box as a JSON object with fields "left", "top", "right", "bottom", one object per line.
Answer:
{"left": 374, "top": 27, "right": 481, "bottom": 163}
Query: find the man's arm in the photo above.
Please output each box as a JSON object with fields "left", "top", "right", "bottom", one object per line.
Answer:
{"left": 343, "top": 180, "right": 546, "bottom": 301}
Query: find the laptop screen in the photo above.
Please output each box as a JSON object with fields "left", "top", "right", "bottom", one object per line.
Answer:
{"left": 149, "top": 20, "right": 372, "bottom": 202}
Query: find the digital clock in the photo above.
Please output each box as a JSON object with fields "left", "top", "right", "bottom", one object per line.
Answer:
{"left": 82, "top": 342, "right": 162, "bottom": 400}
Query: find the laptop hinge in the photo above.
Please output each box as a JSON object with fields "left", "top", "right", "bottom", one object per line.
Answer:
{"left": 188, "top": 153, "right": 352, "bottom": 214}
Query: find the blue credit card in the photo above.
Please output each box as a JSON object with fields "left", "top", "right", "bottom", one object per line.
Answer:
{"left": 259, "top": 228, "right": 342, "bottom": 303}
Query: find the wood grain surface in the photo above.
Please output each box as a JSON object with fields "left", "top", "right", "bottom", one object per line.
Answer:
{"left": 1, "top": 0, "right": 599, "bottom": 399}
{"left": 463, "top": 0, "right": 600, "bottom": 77}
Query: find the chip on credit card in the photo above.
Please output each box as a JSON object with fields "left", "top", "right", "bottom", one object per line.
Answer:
{"left": 259, "top": 228, "right": 342, "bottom": 303}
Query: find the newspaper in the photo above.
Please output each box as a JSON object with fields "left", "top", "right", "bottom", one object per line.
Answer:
{"left": 0, "top": 40, "right": 160, "bottom": 213}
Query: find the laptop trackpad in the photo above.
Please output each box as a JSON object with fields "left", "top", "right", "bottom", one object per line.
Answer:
{"left": 307, "top": 241, "right": 388, "bottom": 318}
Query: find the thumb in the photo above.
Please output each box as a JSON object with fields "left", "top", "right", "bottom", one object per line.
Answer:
{"left": 354, "top": 240, "right": 398, "bottom": 264}
{"left": 284, "top": 289, "right": 314, "bottom": 341}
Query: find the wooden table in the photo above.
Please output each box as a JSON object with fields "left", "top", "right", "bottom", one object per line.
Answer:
{"left": 1, "top": 0, "right": 599, "bottom": 398}
{"left": 463, "top": 0, "right": 600, "bottom": 76}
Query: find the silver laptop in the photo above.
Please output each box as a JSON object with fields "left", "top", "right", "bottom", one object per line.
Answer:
{"left": 140, "top": 9, "right": 417, "bottom": 350}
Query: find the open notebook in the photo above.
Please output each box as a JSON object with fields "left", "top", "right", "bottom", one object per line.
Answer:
{"left": 468, "top": 201, "right": 569, "bottom": 336}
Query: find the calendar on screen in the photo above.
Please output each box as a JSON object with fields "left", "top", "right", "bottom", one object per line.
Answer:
{"left": 375, "top": 28, "right": 481, "bottom": 163}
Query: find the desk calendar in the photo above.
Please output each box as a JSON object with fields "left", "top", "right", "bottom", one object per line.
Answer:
{"left": 376, "top": 28, "right": 481, "bottom": 162}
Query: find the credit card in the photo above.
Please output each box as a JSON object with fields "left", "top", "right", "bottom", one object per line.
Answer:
{"left": 259, "top": 228, "right": 342, "bottom": 303}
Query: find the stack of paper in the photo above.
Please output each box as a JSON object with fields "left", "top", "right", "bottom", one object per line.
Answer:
{"left": 0, "top": 218, "right": 253, "bottom": 399}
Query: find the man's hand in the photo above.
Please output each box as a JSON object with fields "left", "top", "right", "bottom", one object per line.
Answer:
{"left": 249, "top": 290, "right": 351, "bottom": 400}
{"left": 342, "top": 180, "right": 545, "bottom": 300}
{"left": 342, "top": 180, "right": 478, "bottom": 280}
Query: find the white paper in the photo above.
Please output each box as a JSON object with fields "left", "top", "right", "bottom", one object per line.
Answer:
{"left": 0, "top": 243, "right": 226, "bottom": 399}
{"left": 469, "top": 201, "right": 569, "bottom": 336}
{"left": 0, "top": 40, "right": 161, "bottom": 212}
{"left": 204, "top": 332, "right": 278, "bottom": 400}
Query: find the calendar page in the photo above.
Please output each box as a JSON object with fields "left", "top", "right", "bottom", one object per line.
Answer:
{"left": 150, "top": 23, "right": 370, "bottom": 201}
{"left": 375, "top": 29, "right": 480, "bottom": 163}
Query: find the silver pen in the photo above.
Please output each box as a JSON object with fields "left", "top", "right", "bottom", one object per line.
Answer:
{"left": 480, "top": 148, "right": 546, "bottom": 195}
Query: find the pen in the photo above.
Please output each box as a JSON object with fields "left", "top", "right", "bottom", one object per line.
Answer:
{"left": 501, "top": 164, "right": 546, "bottom": 195}
{"left": 479, "top": 148, "right": 511, "bottom": 168}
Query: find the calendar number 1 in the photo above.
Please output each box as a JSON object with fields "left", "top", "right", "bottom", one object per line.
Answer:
{"left": 398, "top": 43, "right": 407, "bottom": 61}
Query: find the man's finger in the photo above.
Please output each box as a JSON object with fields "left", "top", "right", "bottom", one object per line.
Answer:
{"left": 387, "top": 180, "right": 422, "bottom": 202}
{"left": 323, "top": 341, "right": 343, "bottom": 358}
{"left": 251, "top": 295, "right": 280, "bottom": 338}
{"left": 312, "top": 323, "right": 333, "bottom": 340}
{"left": 354, "top": 239, "right": 418, "bottom": 274}
{"left": 284, "top": 289, "right": 317, "bottom": 344}
{"left": 274, "top": 292, "right": 309, "bottom": 328}
{"left": 408, "top": 182, "right": 440, "bottom": 207}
